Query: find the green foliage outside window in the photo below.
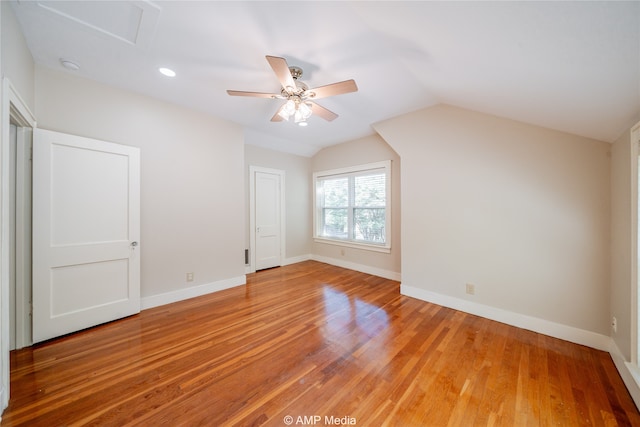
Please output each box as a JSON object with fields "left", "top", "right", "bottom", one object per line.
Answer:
{"left": 318, "top": 170, "right": 387, "bottom": 245}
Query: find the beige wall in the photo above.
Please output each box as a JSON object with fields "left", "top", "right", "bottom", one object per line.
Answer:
{"left": 1, "top": 2, "right": 35, "bottom": 110}
{"left": 34, "top": 66, "right": 246, "bottom": 299}
{"left": 311, "top": 134, "right": 401, "bottom": 277}
{"left": 375, "top": 104, "right": 610, "bottom": 334}
{"left": 244, "top": 144, "right": 312, "bottom": 264}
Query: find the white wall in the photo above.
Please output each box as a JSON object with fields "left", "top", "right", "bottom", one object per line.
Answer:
{"left": 375, "top": 104, "right": 610, "bottom": 337}
{"left": 244, "top": 144, "right": 312, "bottom": 265}
{"left": 311, "top": 134, "right": 401, "bottom": 279}
{"left": 34, "top": 66, "right": 246, "bottom": 301}
{"left": 1, "top": 1, "right": 34, "bottom": 110}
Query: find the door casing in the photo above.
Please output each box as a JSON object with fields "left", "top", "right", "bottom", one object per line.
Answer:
{"left": 1, "top": 78, "right": 37, "bottom": 412}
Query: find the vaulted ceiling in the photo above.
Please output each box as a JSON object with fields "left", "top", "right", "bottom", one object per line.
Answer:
{"left": 11, "top": 1, "right": 640, "bottom": 156}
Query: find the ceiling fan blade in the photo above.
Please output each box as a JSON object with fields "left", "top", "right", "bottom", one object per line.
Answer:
{"left": 309, "top": 102, "right": 338, "bottom": 121}
{"left": 266, "top": 55, "right": 297, "bottom": 92}
{"left": 227, "top": 90, "right": 280, "bottom": 98}
{"left": 306, "top": 79, "right": 358, "bottom": 100}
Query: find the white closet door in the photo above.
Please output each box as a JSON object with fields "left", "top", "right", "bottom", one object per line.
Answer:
{"left": 255, "top": 171, "right": 282, "bottom": 270}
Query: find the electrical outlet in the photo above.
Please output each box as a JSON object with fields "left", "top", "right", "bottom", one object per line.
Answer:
{"left": 612, "top": 316, "right": 617, "bottom": 333}
{"left": 186, "top": 272, "right": 194, "bottom": 282}
{"left": 465, "top": 283, "right": 475, "bottom": 295}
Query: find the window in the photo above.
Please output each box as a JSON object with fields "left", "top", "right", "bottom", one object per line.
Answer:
{"left": 313, "top": 161, "right": 391, "bottom": 252}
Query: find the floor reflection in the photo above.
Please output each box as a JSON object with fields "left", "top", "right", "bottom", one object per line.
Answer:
{"left": 320, "top": 286, "right": 390, "bottom": 363}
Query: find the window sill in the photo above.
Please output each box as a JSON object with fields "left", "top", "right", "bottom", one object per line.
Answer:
{"left": 314, "top": 237, "right": 391, "bottom": 254}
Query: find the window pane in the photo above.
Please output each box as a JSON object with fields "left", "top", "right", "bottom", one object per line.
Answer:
{"left": 322, "top": 208, "right": 348, "bottom": 239}
{"left": 321, "top": 178, "right": 348, "bottom": 207}
{"left": 314, "top": 161, "right": 390, "bottom": 249}
{"left": 355, "top": 173, "right": 385, "bottom": 207}
{"left": 354, "top": 208, "right": 385, "bottom": 243}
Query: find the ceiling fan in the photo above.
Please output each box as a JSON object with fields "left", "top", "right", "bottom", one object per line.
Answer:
{"left": 227, "top": 55, "right": 358, "bottom": 127}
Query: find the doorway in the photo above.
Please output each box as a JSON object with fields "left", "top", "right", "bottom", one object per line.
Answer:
{"left": 8, "top": 121, "right": 32, "bottom": 350}
{"left": 5, "top": 87, "right": 34, "bottom": 354}
{"left": 2, "top": 79, "right": 36, "bottom": 412}
{"left": 249, "top": 166, "right": 285, "bottom": 272}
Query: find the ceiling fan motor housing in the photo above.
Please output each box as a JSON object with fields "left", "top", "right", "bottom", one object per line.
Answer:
{"left": 289, "top": 66, "right": 303, "bottom": 80}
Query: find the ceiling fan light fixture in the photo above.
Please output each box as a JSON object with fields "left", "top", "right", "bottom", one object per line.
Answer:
{"left": 293, "top": 99, "right": 312, "bottom": 124}
{"left": 284, "top": 99, "right": 296, "bottom": 114}
{"left": 299, "top": 102, "right": 312, "bottom": 119}
{"left": 278, "top": 110, "right": 290, "bottom": 121}
{"left": 278, "top": 99, "right": 297, "bottom": 120}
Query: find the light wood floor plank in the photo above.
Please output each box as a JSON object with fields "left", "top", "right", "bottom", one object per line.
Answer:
{"left": 1, "top": 261, "right": 639, "bottom": 426}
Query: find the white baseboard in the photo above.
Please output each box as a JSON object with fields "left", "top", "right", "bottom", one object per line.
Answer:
{"left": 246, "top": 254, "right": 400, "bottom": 282}
{"left": 243, "top": 254, "right": 312, "bottom": 274}
{"left": 401, "top": 284, "right": 611, "bottom": 351}
{"left": 141, "top": 275, "right": 246, "bottom": 310}
{"left": 0, "top": 383, "right": 6, "bottom": 415}
{"left": 311, "top": 254, "right": 401, "bottom": 281}
{"left": 282, "top": 254, "right": 312, "bottom": 266}
{"left": 609, "top": 340, "right": 640, "bottom": 409}
{"left": 245, "top": 254, "right": 399, "bottom": 282}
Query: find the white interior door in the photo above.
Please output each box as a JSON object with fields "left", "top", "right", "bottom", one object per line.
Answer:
{"left": 32, "top": 129, "right": 140, "bottom": 343}
{"left": 255, "top": 171, "right": 282, "bottom": 270}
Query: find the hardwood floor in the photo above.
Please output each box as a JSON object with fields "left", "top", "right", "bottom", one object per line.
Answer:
{"left": 2, "top": 260, "right": 639, "bottom": 426}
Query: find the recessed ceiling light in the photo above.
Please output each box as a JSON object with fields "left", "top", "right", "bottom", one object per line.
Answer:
{"left": 60, "top": 59, "right": 80, "bottom": 71}
{"left": 159, "top": 67, "right": 176, "bottom": 77}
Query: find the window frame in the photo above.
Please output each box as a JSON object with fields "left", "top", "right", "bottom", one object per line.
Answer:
{"left": 313, "top": 160, "right": 391, "bottom": 253}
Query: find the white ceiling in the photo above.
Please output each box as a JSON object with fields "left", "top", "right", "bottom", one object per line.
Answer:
{"left": 11, "top": 1, "right": 640, "bottom": 157}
